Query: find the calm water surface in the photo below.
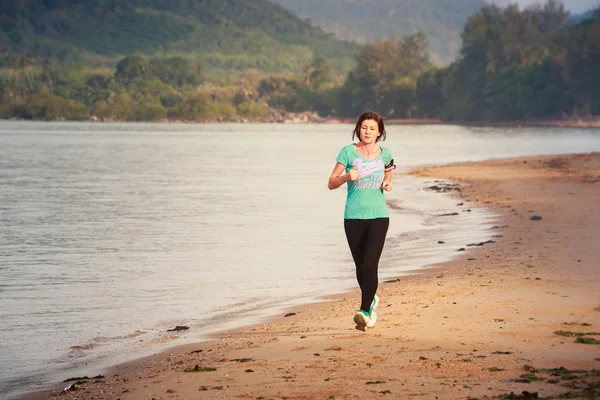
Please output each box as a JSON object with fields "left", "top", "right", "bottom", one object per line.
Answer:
{"left": 1, "top": 121, "right": 599, "bottom": 398}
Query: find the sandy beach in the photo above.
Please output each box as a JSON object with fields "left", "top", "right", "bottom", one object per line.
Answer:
{"left": 23, "top": 152, "right": 600, "bottom": 400}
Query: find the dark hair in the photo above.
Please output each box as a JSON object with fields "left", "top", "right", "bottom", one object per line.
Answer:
{"left": 352, "top": 110, "right": 386, "bottom": 143}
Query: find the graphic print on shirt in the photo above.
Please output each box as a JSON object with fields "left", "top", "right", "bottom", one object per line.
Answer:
{"left": 352, "top": 158, "right": 384, "bottom": 189}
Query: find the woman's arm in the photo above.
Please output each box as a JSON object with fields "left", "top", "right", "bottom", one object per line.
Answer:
{"left": 382, "top": 169, "right": 393, "bottom": 191}
{"left": 384, "top": 169, "right": 393, "bottom": 182}
{"left": 382, "top": 155, "right": 394, "bottom": 191}
{"left": 328, "top": 162, "right": 357, "bottom": 190}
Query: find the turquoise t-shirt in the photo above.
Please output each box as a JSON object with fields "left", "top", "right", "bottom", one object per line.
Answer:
{"left": 336, "top": 143, "right": 392, "bottom": 219}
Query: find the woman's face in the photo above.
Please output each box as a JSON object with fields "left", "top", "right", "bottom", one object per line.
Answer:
{"left": 359, "top": 119, "right": 380, "bottom": 144}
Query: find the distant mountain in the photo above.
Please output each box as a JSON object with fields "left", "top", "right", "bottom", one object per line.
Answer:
{"left": 569, "top": 7, "right": 598, "bottom": 21}
{"left": 487, "top": 0, "right": 512, "bottom": 7}
{"left": 269, "top": 0, "right": 487, "bottom": 65}
{"left": 0, "top": 0, "right": 359, "bottom": 76}
{"left": 489, "top": 0, "right": 600, "bottom": 14}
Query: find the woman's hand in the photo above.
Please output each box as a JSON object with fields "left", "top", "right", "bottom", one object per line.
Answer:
{"left": 347, "top": 168, "right": 358, "bottom": 181}
{"left": 329, "top": 163, "right": 358, "bottom": 190}
{"left": 382, "top": 181, "right": 392, "bottom": 192}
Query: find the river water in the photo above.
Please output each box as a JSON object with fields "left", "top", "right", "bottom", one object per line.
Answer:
{"left": 1, "top": 121, "right": 599, "bottom": 398}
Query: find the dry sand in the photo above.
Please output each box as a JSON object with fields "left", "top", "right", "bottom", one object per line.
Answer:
{"left": 23, "top": 153, "right": 600, "bottom": 400}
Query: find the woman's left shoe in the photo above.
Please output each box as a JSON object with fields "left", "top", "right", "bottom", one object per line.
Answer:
{"left": 370, "top": 294, "right": 379, "bottom": 312}
{"left": 367, "top": 310, "right": 377, "bottom": 328}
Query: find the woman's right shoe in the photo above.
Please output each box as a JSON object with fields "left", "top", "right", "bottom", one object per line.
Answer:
{"left": 367, "top": 294, "right": 379, "bottom": 328}
{"left": 353, "top": 310, "right": 369, "bottom": 331}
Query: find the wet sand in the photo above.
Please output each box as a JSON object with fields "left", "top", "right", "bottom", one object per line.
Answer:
{"left": 22, "top": 152, "right": 600, "bottom": 400}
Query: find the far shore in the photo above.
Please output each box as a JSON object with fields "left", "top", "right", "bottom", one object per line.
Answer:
{"left": 3, "top": 116, "right": 600, "bottom": 128}
{"left": 16, "top": 152, "right": 600, "bottom": 400}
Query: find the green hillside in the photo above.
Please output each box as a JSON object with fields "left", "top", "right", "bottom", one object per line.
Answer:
{"left": 0, "top": 0, "right": 359, "bottom": 76}
{"left": 269, "top": 0, "right": 487, "bottom": 65}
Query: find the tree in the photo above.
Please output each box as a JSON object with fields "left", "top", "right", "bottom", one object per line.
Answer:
{"left": 303, "top": 56, "right": 335, "bottom": 91}
{"left": 86, "top": 74, "right": 111, "bottom": 104}
{"left": 93, "top": 91, "right": 138, "bottom": 121}
{"left": 17, "top": 53, "right": 37, "bottom": 92}
{"left": 416, "top": 68, "right": 445, "bottom": 118}
{"left": 136, "top": 101, "right": 168, "bottom": 121}
{"left": 381, "top": 77, "right": 417, "bottom": 118}
{"left": 128, "top": 76, "right": 174, "bottom": 104}
{"left": 115, "top": 55, "right": 148, "bottom": 87}
{"left": 178, "top": 93, "right": 211, "bottom": 121}
{"left": 25, "top": 90, "right": 87, "bottom": 120}
{"left": 444, "top": 1, "right": 572, "bottom": 120}
{"left": 338, "top": 33, "right": 431, "bottom": 117}
{"left": 258, "top": 75, "right": 301, "bottom": 111}
{"left": 237, "top": 100, "right": 269, "bottom": 119}
{"left": 164, "top": 57, "right": 202, "bottom": 87}
{"left": 41, "top": 59, "right": 53, "bottom": 91}
{"left": 563, "top": 12, "right": 600, "bottom": 114}
{"left": 149, "top": 57, "right": 203, "bottom": 88}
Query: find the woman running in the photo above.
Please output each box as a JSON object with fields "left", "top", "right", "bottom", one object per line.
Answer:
{"left": 328, "top": 110, "right": 394, "bottom": 330}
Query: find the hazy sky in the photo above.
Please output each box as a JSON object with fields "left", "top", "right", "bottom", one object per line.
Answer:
{"left": 507, "top": 0, "right": 599, "bottom": 13}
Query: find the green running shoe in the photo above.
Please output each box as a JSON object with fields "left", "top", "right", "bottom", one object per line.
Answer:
{"left": 353, "top": 310, "right": 369, "bottom": 331}
{"left": 367, "top": 294, "right": 379, "bottom": 328}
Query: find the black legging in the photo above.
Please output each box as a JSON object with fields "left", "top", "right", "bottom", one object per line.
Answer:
{"left": 344, "top": 218, "right": 389, "bottom": 312}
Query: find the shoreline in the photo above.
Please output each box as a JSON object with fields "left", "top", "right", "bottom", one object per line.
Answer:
{"left": 5, "top": 173, "right": 496, "bottom": 400}
{"left": 17, "top": 152, "right": 600, "bottom": 400}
